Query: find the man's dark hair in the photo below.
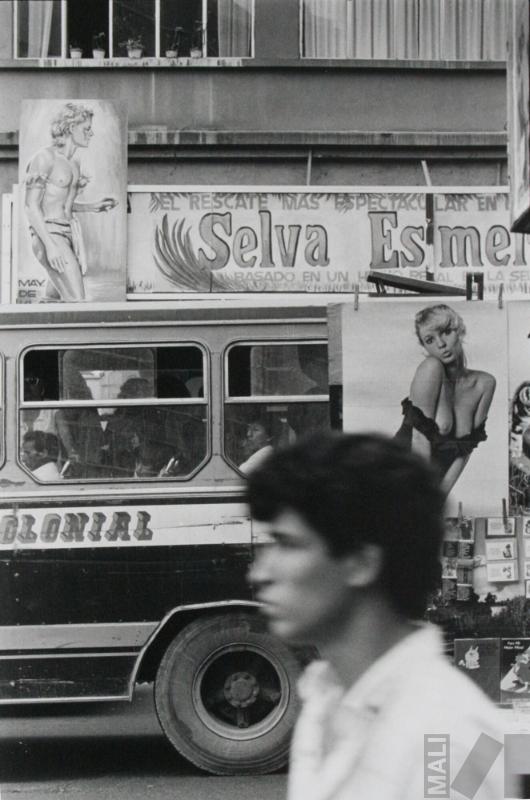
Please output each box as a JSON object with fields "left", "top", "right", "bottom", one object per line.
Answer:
{"left": 23, "top": 430, "right": 46, "bottom": 452}
{"left": 23, "top": 430, "right": 59, "bottom": 461}
{"left": 246, "top": 431, "right": 445, "bottom": 619}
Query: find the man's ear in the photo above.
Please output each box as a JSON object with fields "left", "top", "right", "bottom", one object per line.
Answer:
{"left": 342, "top": 544, "right": 384, "bottom": 588}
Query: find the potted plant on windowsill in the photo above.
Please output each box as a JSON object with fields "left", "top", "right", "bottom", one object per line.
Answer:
{"left": 69, "top": 42, "right": 83, "bottom": 58}
{"left": 190, "top": 21, "right": 203, "bottom": 57}
{"left": 165, "top": 26, "right": 184, "bottom": 58}
{"left": 92, "top": 32, "right": 106, "bottom": 58}
{"left": 120, "top": 35, "right": 144, "bottom": 59}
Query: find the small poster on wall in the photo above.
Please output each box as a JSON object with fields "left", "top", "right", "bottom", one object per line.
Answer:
{"left": 455, "top": 638, "right": 500, "bottom": 702}
{"left": 486, "top": 517, "right": 515, "bottom": 537}
{"left": 17, "top": 99, "right": 127, "bottom": 303}
{"left": 485, "top": 540, "right": 518, "bottom": 561}
{"left": 486, "top": 562, "right": 518, "bottom": 583}
{"left": 501, "top": 639, "right": 530, "bottom": 701}
{"left": 441, "top": 557, "right": 457, "bottom": 578}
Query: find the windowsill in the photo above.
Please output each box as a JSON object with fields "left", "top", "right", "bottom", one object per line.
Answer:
{"left": 0, "top": 130, "right": 507, "bottom": 149}
{"left": 0, "top": 129, "right": 507, "bottom": 147}
{"left": 2, "top": 57, "right": 252, "bottom": 68}
{"left": 0, "top": 56, "right": 506, "bottom": 70}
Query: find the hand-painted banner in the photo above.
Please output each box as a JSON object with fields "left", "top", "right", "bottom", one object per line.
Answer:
{"left": 127, "top": 188, "right": 530, "bottom": 296}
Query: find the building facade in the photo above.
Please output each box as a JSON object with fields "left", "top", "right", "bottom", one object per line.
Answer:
{"left": 0, "top": 0, "right": 508, "bottom": 208}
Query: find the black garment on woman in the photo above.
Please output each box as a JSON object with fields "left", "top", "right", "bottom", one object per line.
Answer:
{"left": 394, "top": 397, "right": 487, "bottom": 478}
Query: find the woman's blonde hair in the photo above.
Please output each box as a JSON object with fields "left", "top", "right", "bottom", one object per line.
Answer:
{"left": 50, "top": 102, "right": 93, "bottom": 146}
{"left": 414, "top": 304, "right": 466, "bottom": 346}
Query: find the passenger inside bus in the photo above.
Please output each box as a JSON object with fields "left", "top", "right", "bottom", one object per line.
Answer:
{"left": 224, "top": 342, "right": 330, "bottom": 473}
{"left": 106, "top": 377, "right": 155, "bottom": 477}
{"left": 105, "top": 377, "right": 200, "bottom": 479}
{"left": 55, "top": 370, "right": 108, "bottom": 479}
{"left": 21, "top": 351, "right": 60, "bottom": 439}
{"left": 286, "top": 344, "right": 330, "bottom": 438}
{"left": 238, "top": 420, "right": 274, "bottom": 474}
{"left": 20, "top": 345, "right": 207, "bottom": 481}
{"left": 134, "top": 442, "right": 181, "bottom": 478}
{"left": 21, "top": 430, "right": 63, "bottom": 481}
{"left": 153, "top": 369, "right": 208, "bottom": 475}
{"left": 21, "top": 375, "right": 57, "bottom": 438}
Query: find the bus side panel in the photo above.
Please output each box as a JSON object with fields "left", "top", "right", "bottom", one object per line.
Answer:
{"left": 0, "top": 656, "right": 137, "bottom": 701}
{"left": 8, "top": 543, "right": 251, "bottom": 625}
{"left": 0, "top": 498, "right": 253, "bottom": 701}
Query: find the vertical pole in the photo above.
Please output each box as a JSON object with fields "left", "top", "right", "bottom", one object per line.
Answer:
{"left": 61, "top": 0, "right": 67, "bottom": 58}
{"left": 306, "top": 149, "right": 313, "bottom": 186}
{"left": 155, "top": 0, "right": 161, "bottom": 58}
{"left": 109, "top": 0, "right": 114, "bottom": 57}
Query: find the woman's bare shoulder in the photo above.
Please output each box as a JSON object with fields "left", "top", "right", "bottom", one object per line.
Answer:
{"left": 472, "top": 370, "right": 496, "bottom": 389}
{"left": 410, "top": 357, "right": 444, "bottom": 404}
{"left": 468, "top": 369, "right": 496, "bottom": 398}
{"left": 413, "top": 356, "right": 445, "bottom": 380}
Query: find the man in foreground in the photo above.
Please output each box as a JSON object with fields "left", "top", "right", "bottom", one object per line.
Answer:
{"left": 248, "top": 432, "right": 515, "bottom": 800}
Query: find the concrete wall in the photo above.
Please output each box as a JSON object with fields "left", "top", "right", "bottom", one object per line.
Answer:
{"left": 126, "top": 154, "right": 506, "bottom": 187}
{"left": 0, "top": 149, "right": 506, "bottom": 202}
{"left": 0, "top": 3, "right": 12, "bottom": 59}
{"left": 0, "top": 64, "right": 506, "bottom": 134}
{"left": 0, "top": 0, "right": 506, "bottom": 136}
{"left": 0, "top": 0, "right": 509, "bottom": 262}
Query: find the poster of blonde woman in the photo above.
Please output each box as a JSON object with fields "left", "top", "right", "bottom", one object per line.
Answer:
{"left": 329, "top": 300, "right": 508, "bottom": 517}
{"left": 17, "top": 100, "right": 127, "bottom": 303}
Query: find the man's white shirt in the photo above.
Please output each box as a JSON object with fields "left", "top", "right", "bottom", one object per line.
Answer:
{"left": 288, "top": 624, "right": 515, "bottom": 800}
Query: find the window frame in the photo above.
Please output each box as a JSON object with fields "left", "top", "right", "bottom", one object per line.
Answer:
{"left": 224, "top": 339, "right": 329, "bottom": 405}
{"left": 298, "top": 0, "right": 508, "bottom": 63}
{"left": 222, "top": 337, "right": 329, "bottom": 473}
{"left": 13, "top": 0, "right": 255, "bottom": 61}
{"left": 18, "top": 341, "right": 210, "bottom": 483}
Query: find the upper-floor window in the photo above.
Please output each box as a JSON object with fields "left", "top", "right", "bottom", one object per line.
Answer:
{"left": 20, "top": 344, "right": 207, "bottom": 482}
{"left": 224, "top": 342, "right": 329, "bottom": 475}
{"left": 301, "top": 0, "right": 507, "bottom": 61}
{"left": 15, "top": 0, "right": 253, "bottom": 59}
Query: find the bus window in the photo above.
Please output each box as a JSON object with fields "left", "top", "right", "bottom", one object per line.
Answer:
{"left": 20, "top": 345, "right": 207, "bottom": 481}
{"left": 224, "top": 342, "right": 330, "bottom": 474}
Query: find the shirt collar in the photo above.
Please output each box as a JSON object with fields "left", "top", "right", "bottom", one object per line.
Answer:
{"left": 298, "top": 623, "right": 443, "bottom": 713}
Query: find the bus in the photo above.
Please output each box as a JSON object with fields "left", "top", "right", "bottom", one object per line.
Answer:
{"left": 0, "top": 300, "right": 330, "bottom": 775}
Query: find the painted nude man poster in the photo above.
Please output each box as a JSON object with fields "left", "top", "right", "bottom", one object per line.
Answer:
{"left": 330, "top": 299, "right": 508, "bottom": 517}
{"left": 17, "top": 100, "right": 127, "bottom": 303}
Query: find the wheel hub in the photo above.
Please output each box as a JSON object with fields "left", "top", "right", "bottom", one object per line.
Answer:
{"left": 223, "top": 671, "right": 259, "bottom": 708}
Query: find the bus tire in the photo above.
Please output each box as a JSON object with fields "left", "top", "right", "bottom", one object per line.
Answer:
{"left": 154, "top": 612, "right": 301, "bottom": 775}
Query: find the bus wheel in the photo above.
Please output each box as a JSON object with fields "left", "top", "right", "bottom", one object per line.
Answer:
{"left": 154, "top": 612, "right": 301, "bottom": 775}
